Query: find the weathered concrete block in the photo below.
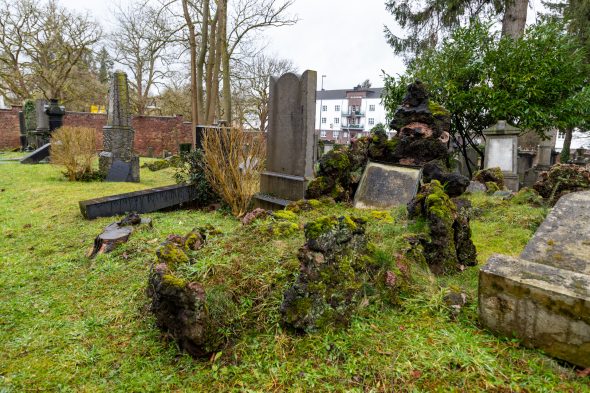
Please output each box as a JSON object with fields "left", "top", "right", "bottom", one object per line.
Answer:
{"left": 479, "top": 254, "right": 590, "bottom": 368}
{"left": 479, "top": 191, "right": 590, "bottom": 368}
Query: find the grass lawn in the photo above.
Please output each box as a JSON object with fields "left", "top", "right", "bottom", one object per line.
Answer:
{"left": 0, "top": 158, "right": 586, "bottom": 392}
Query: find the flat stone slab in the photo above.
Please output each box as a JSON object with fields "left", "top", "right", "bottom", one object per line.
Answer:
{"left": 520, "top": 191, "right": 590, "bottom": 275}
{"left": 353, "top": 162, "right": 421, "bottom": 209}
{"left": 479, "top": 255, "right": 590, "bottom": 368}
{"left": 20, "top": 143, "right": 51, "bottom": 164}
{"left": 478, "top": 191, "right": 590, "bottom": 368}
{"left": 79, "top": 183, "right": 197, "bottom": 219}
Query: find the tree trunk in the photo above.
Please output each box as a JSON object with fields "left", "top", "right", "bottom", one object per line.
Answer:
{"left": 560, "top": 128, "right": 573, "bottom": 163}
{"left": 182, "top": 0, "right": 199, "bottom": 148}
{"left": 197, "top": 0, "right": 210, "bottom": 125}
{"left": 502, "top": 0, "right": 528, "bottom": 39}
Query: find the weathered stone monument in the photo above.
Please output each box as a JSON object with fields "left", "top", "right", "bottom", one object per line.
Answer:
{"left": 254, "top": 70, "right": 316, "bottom": 210}
{"left": 483, "top": 121, "right": 520, "bottom": 191}
{"left": 479, "top": 191, "right": 590, "bottom": 368}
{"left": 99, "top": 71, "right": 140, "bottom": 182}
{"left": 353, "top": 162, "right": 421, "bottom": 209}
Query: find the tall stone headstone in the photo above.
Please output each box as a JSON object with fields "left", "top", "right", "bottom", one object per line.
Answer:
{"left": 99, "top": 71, "right": 140, "bottom": 183}
{"left": 483, "top": 120, "right": 520, "bottom": 191}
{"left": 254, "top": 70, "right": 316, "bottom": 209}
{"left": 32, "top": 99, "right": 50, "bottom": 147}
{"left": 46, "top": 99, "right": 65, "bottom": 132}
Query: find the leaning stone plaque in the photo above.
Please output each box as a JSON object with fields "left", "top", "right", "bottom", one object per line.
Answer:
{"left": 354, "top": 162, "right": 422, "bottom": 209}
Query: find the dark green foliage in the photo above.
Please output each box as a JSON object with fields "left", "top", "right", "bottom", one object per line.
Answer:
{"left": 384, "top": 21, "right": 590, "bottom": 169}
{"left": 533, "top": 163, "right": 590, "bottom": 204}
{"left": 23, "top": 99, "right": 36, "bottom": 131}
{"left": 174, "top": 149, "right": 219, "bottom": 206}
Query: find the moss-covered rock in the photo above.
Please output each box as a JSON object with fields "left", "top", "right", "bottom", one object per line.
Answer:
{"left": 473, "top": 167, "right": 504, "bottom": 190}
{"left": 285, "top": 199, "right": 322, "bottom": 213}
{"left": 281, "top": 215, "right": 407, "bottom": 333}
{"left": 408, "top": 180, "right": 477, "bottom": 275}
{"left": 511, "top": 187, "right": 543, "bottom": 206}
{"left": 156, "top": 240, "right": 189, "bottom": 269}
{"left": 533, "top": 164, "right": 590, "bottom": 205}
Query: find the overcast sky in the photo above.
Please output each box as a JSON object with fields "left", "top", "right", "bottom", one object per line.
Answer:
{"left": 59, "top": 0, "right": 547, "bottom": 91}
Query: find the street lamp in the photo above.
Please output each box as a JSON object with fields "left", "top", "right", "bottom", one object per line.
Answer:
{"left": 319, "top": 75, "right": 326, "bottom": 142}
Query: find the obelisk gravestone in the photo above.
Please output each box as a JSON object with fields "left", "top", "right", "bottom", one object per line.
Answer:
{"left": 99, "top": 71, "right": 140, "bottom": 182}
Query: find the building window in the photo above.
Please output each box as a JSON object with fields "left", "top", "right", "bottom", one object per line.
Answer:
{"left": 369, "top": 104, "right": 375, "bottom": 111}
{"left": 333, "top": 131, "right": 340, "bottom": 139}
{"left": 321, "top": 117, "right": 327, "bottom": 124}
{"left": 335, "top": 105, "right": 340, "bottom": 111}
{"left": 343, "top": 132, "right": 349, "bottom": 138}
{"left": 322, "top": 105, "right": 327, "bottom": 111}
{"left": 320, "top": 130, "right": 326, "bottom": 137}
{"left": 368, "top": 118, "right": 375, "bottom": 125}
{"left": 334, "top": 117, "right": 339, "bottom": 124}
{"left": 558, "top": 131, "right": 566, "bottom": 138}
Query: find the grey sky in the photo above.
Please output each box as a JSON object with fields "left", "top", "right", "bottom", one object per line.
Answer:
{"left": 59, "top": 0, "right": 547, "bottom": 91}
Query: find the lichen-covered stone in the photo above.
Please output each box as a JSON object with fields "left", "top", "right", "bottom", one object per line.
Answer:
{"left": 408, "top": 180, "right": 477, "bottom": 275}
{"left": 147, "top": 263, "right": 224, "bottom": 358}
{"left": 473, "top": 167, "right": 504, "bottom": 190}
{"left": 285, "top": 199, "right": 322, "bottom": 213}
{"left": 241, "top": 208, "right": 268, "bottom": 225}
{"left": 422, "top": 162, "right": 469, "bottom": 197}
{"left": 156, "top": 240, "right": 189, "bottom": 269}
{"left": 533, "top": 163, "right": 590, "bottom": 205}
{"left": 281, "top": 215, "right": 406, "bottom": 332}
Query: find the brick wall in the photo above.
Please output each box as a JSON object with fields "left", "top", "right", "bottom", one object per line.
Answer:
{"left": 0, "top": 108, "right": 193, "bottom": 157}
{"left": 0, "top": 106, "right": 22, "bottom": 149}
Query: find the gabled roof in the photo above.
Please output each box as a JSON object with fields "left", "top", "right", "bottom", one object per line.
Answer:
{"left": 317, "top": 88, "right": 384, "bottom": 100}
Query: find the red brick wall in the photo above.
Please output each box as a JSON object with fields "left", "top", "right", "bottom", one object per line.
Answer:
{"left": 0, "top": 108, "right": 193, "bottom": 157}
{"left": 0, "top": 106, "right": 22, "bottom": 149}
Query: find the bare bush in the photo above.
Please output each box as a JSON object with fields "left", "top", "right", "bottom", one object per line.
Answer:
{"left": 201, "top": 127, "right": 266, "bottom": 216}
{"left": 51, "top": 126, "right": 98, "bottom": 181}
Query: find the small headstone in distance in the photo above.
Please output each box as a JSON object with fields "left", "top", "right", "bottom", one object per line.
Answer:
{"left": 106, "top": 159, "right": 132, "bottom": 182}
{"left": 466, "top": 181, "right": 487, "bottom": 193}
{"left": 354, "top": 162, "right": 422, "bottom": 209}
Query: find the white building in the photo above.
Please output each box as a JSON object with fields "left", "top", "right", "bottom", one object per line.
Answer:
{"left": 315, "top": 85, "right": 388, "bottom": 144}
{"left": 555, "top": 129, "right": 590, "bottom": 152}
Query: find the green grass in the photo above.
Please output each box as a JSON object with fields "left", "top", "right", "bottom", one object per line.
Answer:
{"left": 0, "top": 161, "right": 586, "bottom": 392}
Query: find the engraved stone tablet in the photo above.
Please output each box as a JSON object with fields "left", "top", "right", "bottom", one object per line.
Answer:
{"left": 354, "top": 162, "right": 422, "bottom": 209}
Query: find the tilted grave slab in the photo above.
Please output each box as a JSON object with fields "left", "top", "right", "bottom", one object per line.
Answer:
{"left": 79, "top": 184, "right": 197, "bottom": 219}
{"left": 479, "top": 191, "right": 590, "bottom": 367}
{"left": 353, "top": 162, "right": 422, "bottom": 210}
{"left": 20, "top": 143, "right": 51, "bottom": 164}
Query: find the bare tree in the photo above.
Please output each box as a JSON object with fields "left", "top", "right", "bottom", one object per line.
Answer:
{"left": 179, "top": 0, "right": 297, "bottom": 144}
{"left": 0, "top": 0, "right": 101, "bottom": 103}
{"left": 112, "top": 1, "right": 182, "bottom": 115}
{"left": 234, "top": 53, "right": 296, "bottom": 132}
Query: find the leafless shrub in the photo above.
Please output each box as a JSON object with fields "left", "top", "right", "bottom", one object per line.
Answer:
{"left": 201, "top": 127, "right": 266, "bottom": 216}
{"left": 50, "top": 126, "right": 98, "bottom": 181}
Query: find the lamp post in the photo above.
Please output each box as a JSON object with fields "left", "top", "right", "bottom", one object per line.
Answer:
{"left": 319, "top": 74, "right": 326, "bottom": 143}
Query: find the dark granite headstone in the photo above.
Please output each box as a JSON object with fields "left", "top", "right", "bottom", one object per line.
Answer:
{"left": 353, "top": 162, "right": 422, "bottom": 209}
{"left": 20, "top": 143, "right": 51, "bottom": 164}
{"left": 106, "top": 159, "right": 134, "bottom": 182}
{"left": 79, "top": 183, "right": 198, "bottom": 219}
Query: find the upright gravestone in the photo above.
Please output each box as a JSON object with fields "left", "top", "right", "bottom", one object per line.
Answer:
{"left": 46, "top": 99, "right": 65, "bottom": 132}
{"left": 254, "top": 70, "right": 317, "bottom": 209}
{"left": 33, "top": 99, "right": 50, "bottom": 147}
{"left": 483, "top": 120, "right": 520, "bottom": 191}
{"left": 99, "top": 71, "right": 140, "bottom": 183}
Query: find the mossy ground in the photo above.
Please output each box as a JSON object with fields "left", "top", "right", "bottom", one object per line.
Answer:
{"left": 0, "top": 158, "right": 585, "bottom": 392}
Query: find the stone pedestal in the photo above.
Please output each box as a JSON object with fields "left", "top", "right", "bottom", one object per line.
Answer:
{"left": 100, "top": 71, "right": 139, "bottom": 183}
{"left": 254, "top": 70, "right": 316, "bottom": 209}
{"left": 479, "top": 191, "right": 590, "bottom": 368}
{"left": 483, "top": 121, "right": 520, "bottom": 192}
